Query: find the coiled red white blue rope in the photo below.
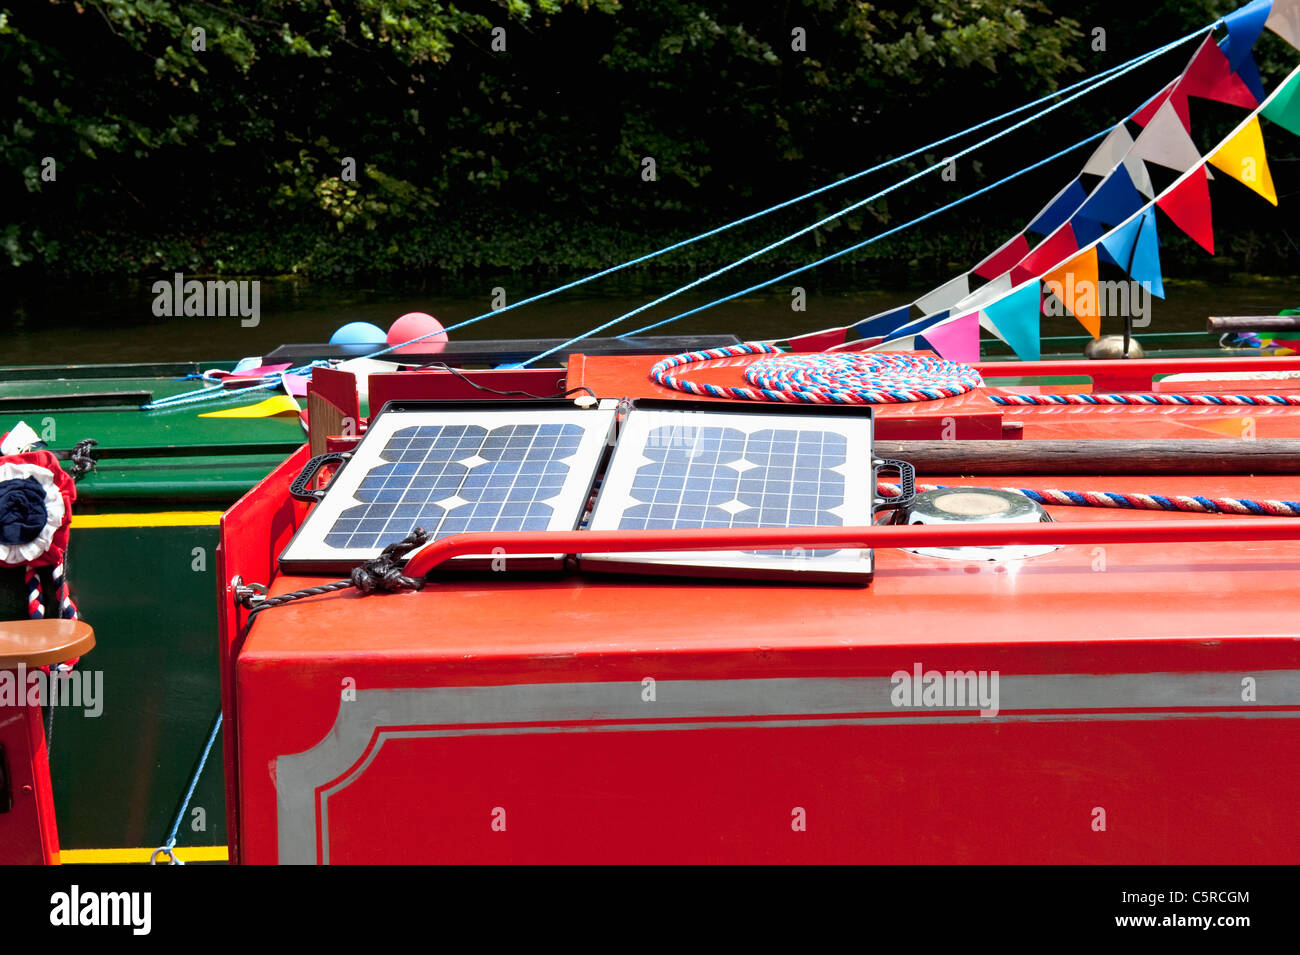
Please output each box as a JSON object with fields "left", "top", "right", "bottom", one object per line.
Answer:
{"left": 876, "top": 483, "right": 1300, "bottom": 516}
{"left": 990, "top": 392, "right": 1300, "bottom": 406}
{"left": 650, "top": 342, "right": 983, "bottom": 404}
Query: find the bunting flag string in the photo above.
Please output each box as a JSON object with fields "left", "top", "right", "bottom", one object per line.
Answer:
{"left": 793, "top": 4, "right": 1300, "bottom": 363}
{"left": 1132, "top": 79, "right": 1192, "bottom": 132}
{"left": 898, "top": 54, "right": 1300, "bottom": 359}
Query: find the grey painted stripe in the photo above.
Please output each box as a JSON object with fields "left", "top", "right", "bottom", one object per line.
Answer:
{"left": 274, "top": 672, "right": 1300, "bottom": 864}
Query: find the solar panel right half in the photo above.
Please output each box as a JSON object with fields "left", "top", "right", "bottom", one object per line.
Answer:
{"left": 583, "top": 403, "right": 875, "bottom": 583}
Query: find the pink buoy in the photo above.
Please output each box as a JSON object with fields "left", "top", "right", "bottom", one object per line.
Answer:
{"left": 387, "top": 312, "right": 448, "bottom": 355}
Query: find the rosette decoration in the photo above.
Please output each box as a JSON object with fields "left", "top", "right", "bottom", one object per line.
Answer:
{"left": 0, "top": 450, "right": 80, "bottom": 628}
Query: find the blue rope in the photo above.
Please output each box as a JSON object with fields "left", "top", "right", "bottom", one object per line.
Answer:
{"left": 613, "top": 128, "right": 1110, "bottom": 339}
{"left": 520, "top": 26, "right": 1210, "bottom": 364}
{"left": 142, "top": 26, "right": 1209, "bottom": 409}
{"left": 160, "top": 710, "right": 223, "bottom": 858}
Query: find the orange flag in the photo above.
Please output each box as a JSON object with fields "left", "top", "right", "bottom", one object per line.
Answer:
{"left": 1041, "top": 246, "right": 1100, "bottom": 338}
{"left": 1208, "top": 116, "right": 1278, "bottom": 205}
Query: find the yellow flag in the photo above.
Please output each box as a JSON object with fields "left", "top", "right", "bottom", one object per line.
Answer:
{"left": 1209, "top": 116, "right": 1278, "bottom": 206}
{"left": 1041, "top": 246, "right": 1100, "bottom": 338}
{"left": 199, "top": 395, "right": 302, "bottom": 418}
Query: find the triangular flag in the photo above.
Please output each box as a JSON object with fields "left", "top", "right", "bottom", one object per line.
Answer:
{"left": 220, "top": 362, "right": 292, "bottom": 383}
{"left": 1075, "top": 164, "right": 1146, "bottom": 228}
{"left": 282, "top": 373, "right": 309, "bottom": 398}
{"left": 1132, "top": 80, "right": 1192, "bottom": 132}
{"left": 853, "top": 305, "right": 913, "bottom": 338}
{"left": 1067, "top": 215, "right": 1105, "bottom": 246}
{"left": 973, "top": 234, "right": 1029, "bottom": 279}
{"left": 915, "top": 274, "right": 971, "bottom": 316}
{"left": 1268, "top": 0, "right": 1300, "bottom": 49}
{"left": 199, "top": 395, "right": 303, "bottom": 418}
{"left": 1041, "top": 247, "right": 1100, "bottom": 338}
{"left": 1132, "top": 99, "right": 1205, "bottom": 172}
{"left": 1099, "top": 208, "right": 1165, "bottom": 299}
{"left": 877, "top": 308, "right": 961, "bottom": 344}
{"left": 1228, "top": 47, "right": 1268, "bottom": 102}
{"left": 1124, "top": 154, "right": 1155, "bottom": 199}
{"left": 953, "top": 273, "right": 1013, "bottom": 313}
{"left": 1011, "top": 224, "right": 1078, "bottom": 286}
{"left": 1222, "top": 0, "right": 1273, "bottom": 67}
{"left": 916, "top": 312, "right": 981, "bottom": 363}
{"left": 1082, "top": 125, "right": 1135, "bottom": 177}
{"left": 1262, "top": 68, "right": 1300, "bottom": 137}
{"left": 1175, "top": 36, "right": 1259, "bottom": 109}
{"left": 1208, "top": 115, "right": 1278, "bottom": 205}
{"left": 1027, "top": 179, "right": 1087, "bottom": 236}
{"left": 788, "top": 328, "right": 848, "bottom": 351}
{"left": 1156, "top": 166, "right": 1215, "bottom": 255}
{"left": 981, "top": 283, "right": 1042, "bottom": 361}
{"left": 868, "top": 336, "right": 918, "bottom": 352}
{"left": 1072, "top": 173, "right": 1142, "bottom": 255}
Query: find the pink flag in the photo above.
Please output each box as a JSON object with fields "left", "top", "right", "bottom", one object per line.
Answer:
{"left": 919, "top": 313, "right": 980, "bottom": 363}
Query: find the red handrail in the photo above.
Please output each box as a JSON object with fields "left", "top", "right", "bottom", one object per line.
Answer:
{"left": 403, "top": 518, "right": 1300, "bottom": 577}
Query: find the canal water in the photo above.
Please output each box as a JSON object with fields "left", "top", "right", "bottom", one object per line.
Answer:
{"left": 2, "top": 271, "right": 1298, "bottom": 365}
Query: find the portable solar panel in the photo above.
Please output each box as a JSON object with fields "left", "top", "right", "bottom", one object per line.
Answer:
{"left": 279, "top": 401, "right": 617, "bottom": 572}
{"left": 582, "top": 402, "right": 878, "bottom": 582}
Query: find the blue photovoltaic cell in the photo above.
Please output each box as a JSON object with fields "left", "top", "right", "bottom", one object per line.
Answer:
{"left": 617, "top": 425, "right": 846, "bottom": 555}
{"left": 324, "top": 422, "right": 584, "bottom": 550}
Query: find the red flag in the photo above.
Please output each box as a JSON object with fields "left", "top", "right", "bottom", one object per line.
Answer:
{"left": 1175, "top": 37, "right": 1259, "bottom": 109}
{"left": 1132, "top": 80, "right": 1191, "bottom": 132}
{"left": 787, "top": 328, "right": 847, "bottom": 352}
{"left": 973, "top": 234, "right": 1030, "bottom": 279}
{"left": 1010, "top": 224, "right": 1078, "bottom": 286}
{"left": 1156, "top": 166, "right": 1215, "bottom": 255}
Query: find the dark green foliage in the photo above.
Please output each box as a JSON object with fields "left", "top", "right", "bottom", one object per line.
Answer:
{"left": 2, "top": 1, "right": 1297, "bottom": 279}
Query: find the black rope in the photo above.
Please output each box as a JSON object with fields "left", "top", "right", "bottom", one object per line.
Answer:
{"left": 242, "top": 528, "right": 432, "bottom": 617}
{"left": 350, "top": 527, "right": 430, "bottom": 593}
{"left": 65, "top": 438, "right": 99, "bottom": 480}
{"left": 411, "top": 361, "right": 597, "bottom": 401}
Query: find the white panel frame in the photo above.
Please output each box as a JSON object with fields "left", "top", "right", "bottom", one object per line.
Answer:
{"left": 583, "top": 407, "right": 874, "bottom": 579}
{"left": 280, "top": 406, "right": 616, "bottom": 569}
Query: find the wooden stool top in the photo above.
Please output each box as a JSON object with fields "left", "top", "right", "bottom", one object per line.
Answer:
{"left": 0, "top": 619, "right": 95, "bottom": 669}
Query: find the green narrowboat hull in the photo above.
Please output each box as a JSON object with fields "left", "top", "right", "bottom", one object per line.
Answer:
{"left": 1, "top": 361, "right": 308, "bottom": 859}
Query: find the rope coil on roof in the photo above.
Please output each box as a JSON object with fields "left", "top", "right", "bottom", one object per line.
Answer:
{"left": 650, "top": 343, "right": 983, "bottom": 404}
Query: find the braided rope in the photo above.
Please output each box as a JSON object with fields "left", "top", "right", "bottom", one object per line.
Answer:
{"left": 25, "top": 568, "right": 44, "bottom": 619}
{"left": 876, "top": 482, "right": 1300, "bottom": 517}
{"left": 66, "top": 438, "right": 98, "bottom": 479}
{"left": 990, "top": 393, "right": 1300, "bottom": 406}
{"left": 650, "top": 343, "right": 983, "bottom": 404}
{"left": 51, "top": 560, "right": 79, "bottom": 620}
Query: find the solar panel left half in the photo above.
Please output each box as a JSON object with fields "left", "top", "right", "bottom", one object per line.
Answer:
{"left": 279, "top": 404, "right": 618, "bottom": 572}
